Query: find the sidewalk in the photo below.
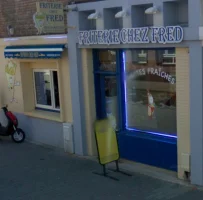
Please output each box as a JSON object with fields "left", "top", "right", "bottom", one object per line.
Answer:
{"left": 0, "top": 139, "right": 202, "bottom": 200}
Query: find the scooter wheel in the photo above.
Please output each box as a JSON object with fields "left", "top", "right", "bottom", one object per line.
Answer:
{"left": 11, "top": 128, "right": 25, "bottom": 143}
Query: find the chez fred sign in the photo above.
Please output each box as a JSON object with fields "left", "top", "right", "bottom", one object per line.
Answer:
{"left": 33, "top": 2, "right": 65, "bottom": 34}
{"left": 79, "top": 26, "right": 183, "bottom": 45}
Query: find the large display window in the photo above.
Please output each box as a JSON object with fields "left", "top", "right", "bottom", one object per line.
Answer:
{"left": 123, "top": 49, "right": 177, "bottom": 136}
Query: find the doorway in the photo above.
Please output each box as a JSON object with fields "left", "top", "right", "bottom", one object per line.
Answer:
{"left": 93, "top": 49, "right": 177, "bottom": 171}
{"left": 99, "top": 75, "right": 118, "bottom": 130}
{"left": 93, "top": 50, "right": 121, "bottom": 131}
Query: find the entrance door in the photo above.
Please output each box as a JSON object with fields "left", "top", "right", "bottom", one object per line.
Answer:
{"left": 93, "top": 50, "right": 121, "bottom": 130}
{"left": 93, "top": 49, "right": 177, "bottom": 171}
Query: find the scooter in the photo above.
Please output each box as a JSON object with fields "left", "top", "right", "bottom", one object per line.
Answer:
{"left": 0, "top": 105, "right": 25, "bottom": 143}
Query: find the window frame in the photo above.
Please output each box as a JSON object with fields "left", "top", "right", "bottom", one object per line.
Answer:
{"left": 123, "top": 48, "right": 177, "bottom": 136}
{"left": 33, "top": 69, "right": 60, "bottom": 112}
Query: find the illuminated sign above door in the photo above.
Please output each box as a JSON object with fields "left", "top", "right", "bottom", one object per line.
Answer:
{"left": 78, "top": 26, "right": 183, "bottom": 45}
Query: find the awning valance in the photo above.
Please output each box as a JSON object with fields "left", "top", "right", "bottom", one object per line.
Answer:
{"left": 4, "top": 44, "right": 65, "bottom": 59}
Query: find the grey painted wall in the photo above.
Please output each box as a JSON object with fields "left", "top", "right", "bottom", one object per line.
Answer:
{"left": 164, "top": 0, "right": 189, "bottom": 27}
{"left": 189, "top": 42, "right": 203, "bottom": 186}
{"left": 103, "top": 7, "right": 122, "bottom": 29}
{"left": 132, "top": 4, "right": 153, "bottom": 27}
{"left": 68, "top": 0, "right": 202, "bottom": 41}
{"left": 16, "top": 113, "right": 64, "bottom": 149}
{"left": 79, "top": 11, "right": 96, "bottom": 30}
{"left": 67, "top": 11, "right": 87, "bottom": 156}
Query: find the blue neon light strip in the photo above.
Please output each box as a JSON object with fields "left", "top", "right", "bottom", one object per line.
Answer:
{"left": 126, "top": 127, "right": 177, "bottom": 139}
{"left": 122, "top": 52, "right": 128, "bottom": 128}
{"left": 122, "top": 51, "right": 177, "bottom": 139}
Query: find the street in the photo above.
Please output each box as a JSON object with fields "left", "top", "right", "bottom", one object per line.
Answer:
{"left": 0, "top": 139, "right": 203, "bottom": 200}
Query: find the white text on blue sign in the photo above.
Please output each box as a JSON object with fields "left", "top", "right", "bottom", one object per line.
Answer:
{"left": 78, "top": 26, "right": 184, "bottom": 45}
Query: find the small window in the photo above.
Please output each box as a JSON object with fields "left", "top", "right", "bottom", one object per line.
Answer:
{"left": 33, "top": 69, "right": 60, "bottom": 111}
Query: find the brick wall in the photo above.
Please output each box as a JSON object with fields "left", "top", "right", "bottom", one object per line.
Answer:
{"left": 0, "top": 0, "right": 97, "bottom": 38}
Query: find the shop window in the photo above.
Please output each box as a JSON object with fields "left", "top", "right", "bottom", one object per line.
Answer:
{"left": 33, "top": 69, "right": 60, "bottom": 111}
{"left": 163, "top": 0, "right": 188, "bottom": 27}
{"left": 131, "top": 4, "right": 153, "bottom": 27}
{"left": 104, "top": 7, "right": 123, "bottom": 29}
{"left": 123, "top": 49, "right": 176, "bottom": 135}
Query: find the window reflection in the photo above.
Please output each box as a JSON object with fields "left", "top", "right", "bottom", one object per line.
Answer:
{"left": 124, "top": 49, "right": 177, "bottom": 135}
{"left": 34, "top": 71, "right": 52, "bottom": 106}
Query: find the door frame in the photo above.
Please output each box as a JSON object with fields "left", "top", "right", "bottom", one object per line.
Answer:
{"left": 93, "top": 49, "right": 123, "bottom": 129}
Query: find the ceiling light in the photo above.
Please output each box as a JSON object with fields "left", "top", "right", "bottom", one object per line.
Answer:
{"left": 145, "top": 6, "right": 160, "bottom": 14}
{"left": 115, "top": 10, "right": 129, "bottom": 18}
{"left": 88, "top": 11, "right": 101, "bottom": 20}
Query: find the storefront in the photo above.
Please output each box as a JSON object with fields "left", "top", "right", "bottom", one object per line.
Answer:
{"left": 67, "top": 0, "right": 203, "bottom": 186}
{"left": 74, "top": 27, "right": 185, "bottom": 171}
{"left": 0, "top": 35, "right": 74, "bottom": 152}
{"left": 92, "top": 48, "right": 178, "bottom": 171}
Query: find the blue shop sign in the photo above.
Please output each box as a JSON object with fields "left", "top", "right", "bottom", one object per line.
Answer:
{"left": 4, "top": 45, "right": 65, "bottom": 59}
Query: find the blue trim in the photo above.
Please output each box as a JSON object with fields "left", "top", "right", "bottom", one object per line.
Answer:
{"left": 120, "top": 50, "right": 127, "bottom": 131}
{"left": 93, "top": 50, "right": 102, "bottom": 119}
{"left": 120, "top": 130, "right": 177, "bottom": 144}
{"left": 126, "top": 127, "right": 177, "bottom": 139}
{"left": 118, "top": 131, "right": 177, "bottom": 171}
{"left": 101, "top": 76, "right": 107, "bottom": 118}
{"left": 93, "top": 49, "right": 120, "bottom": 120}
{"left": 35, "top": 107, "right": 60, "bottom": 113}
{"left": 4, "top": 44, "right": 65, "bottom": 59}
{"left": 116, "top": 50, "right": 124, "bottom": 131}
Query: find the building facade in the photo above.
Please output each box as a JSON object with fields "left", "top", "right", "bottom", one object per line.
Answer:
{"left": 67, "top": 0, "right": 203, "bottom": 186}
{"left": 0, "top": 1, "right": 75, "bottom": 151}
{"left": 0, "top": 0, "right": 97, "bottom": 157}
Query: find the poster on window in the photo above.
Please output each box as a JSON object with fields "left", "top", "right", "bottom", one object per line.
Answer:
{"left": 5, "top": 60, "right": 17, "bottom": 90}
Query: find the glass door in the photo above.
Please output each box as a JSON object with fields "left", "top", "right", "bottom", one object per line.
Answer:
{"left": 93, "top": 50, "right": 120, "bottom": 131}
{"left": 100, "top": 75, "right": 118, "bottom": 130}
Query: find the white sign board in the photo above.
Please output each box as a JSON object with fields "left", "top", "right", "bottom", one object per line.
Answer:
{"left": 78, "top": 26, "right": 184, "bottom": 45}
{"left": 33, "top": 2, "right": 65, "bottom": 35}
